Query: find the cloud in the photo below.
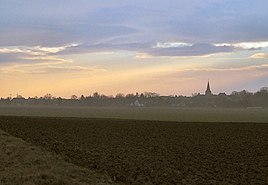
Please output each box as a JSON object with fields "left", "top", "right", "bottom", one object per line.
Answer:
{"left": 0, "top": 43, "right": 104, "bottom": 74}
{"left": 0, "top": 60, "right": 105, "bottom": 74}
{"left": 0, "top": 28, "right": 77, "bottom": 47}
{"left": 57, "top": 42, "right": 234, "bottom": 57}
{"left": 214, "top": 41, "right": 268, "bottom": 50}
{"left": 0, "top": 44, "right": 79, "bottom": 64}
{"left": 0, "top": 44, "right": 79, "bottom": 56}
{"left": 250, "top": 53, "right": 268, "bottom": 59}
{"left": 153, "top": 42, "right": 193, "bottom": 49}
{"left": 154, "top": 64, "right": 268, "bottom": 75}
{"left": 148, "top": 43, "right": 234, "bottom": 56}
{"left": 234, "top": 42, "right": 268, "bottom": 50}
{"left": 0, "top": 48, "right": 25, "bottom": 54}
{"left": 198, "top": 64, "right": 268, "bottom": 72}
{"left": 0, "top": 43, "right": 97, "bottom": 75}
{"left": 135, "top": 53, "right": 152, "bottom": 59}
{"left": 32, "top": 44, "right": 79, "bottom": 54}
{"left": 1, "top": 1, "right": 268, "bottom": 57}
{"left": 57, "top": 42, "right": 151, "bottom": 55}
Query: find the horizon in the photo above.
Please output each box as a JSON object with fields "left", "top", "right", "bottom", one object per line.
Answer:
{"left": 1, "top": 1, "right": 268, "bottom": 98}
{"left": 3, "top": 83, "right": 267, "bottom": 99}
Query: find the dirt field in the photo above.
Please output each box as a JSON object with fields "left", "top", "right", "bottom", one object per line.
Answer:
{"left": 0, "top": 129, "right": 115, "bottom": 185}
{"left": 0, "top": 116, "right": 267, "bottom": 184}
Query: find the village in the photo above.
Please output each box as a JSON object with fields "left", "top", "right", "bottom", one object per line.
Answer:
{"left": 1, "top": 82, "right": 268, "bottom": 108}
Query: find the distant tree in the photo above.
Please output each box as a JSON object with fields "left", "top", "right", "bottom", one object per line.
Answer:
{"left": 126, "top": 93, "right": 135, "bottom": 98}
{"left": 231, "top": 91, "right": 239, "bottom": 96}
{"left": 93, "top": 92, "right": 100, "bottom": 98}
{"left": 71, "top": 95, "right": 78, "bottom": 99}
{"left": 144, "top": 92, "right": 160, "bottom": 98}
{"left": 80, "top": 95, "right": 85, "bottom": 100}
{"left": 192, "top": 93, "right": 200, "bottom": 97}
{"left": 43, "top": 93, "right": 53, "bottom": 100}
{"left": 253, "top": 87, "right": 268, "bottom": 107}
{"left": 232, "top": 90, "right": 252, "bottom": 98}
{"left": 257, "top": 87, "right": 268, "bottom": 95}
{"left": 260, "top": 87, "right": 268, "bottom": 92}
{"left": 231, "top": 90, "right": 253, "bottom": 107}
{"left": 100, "top": 94, "right": 108, "bottom": 99}
{"left": 16, "top": 94, "right": 24, "bottom": 99}
{"left": 115, "top": 93, "right": 125, "bottom": 98}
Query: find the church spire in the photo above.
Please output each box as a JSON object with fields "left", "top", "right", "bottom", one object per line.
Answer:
{"left": 205, "top": 81, "right": 212, "bottom": 96}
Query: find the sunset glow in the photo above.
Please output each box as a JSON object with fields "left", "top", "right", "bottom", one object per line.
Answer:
{"left": 1, "top": 1, "right": 268, "bottom": 98}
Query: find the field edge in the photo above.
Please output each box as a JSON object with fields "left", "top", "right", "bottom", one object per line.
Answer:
{"left": 0, "top": 129, "right": 118, "bottom": 185}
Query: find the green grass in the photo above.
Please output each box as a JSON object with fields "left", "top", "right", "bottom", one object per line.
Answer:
{"left": 0, "top": 106, "right": 268, "bottom": 123}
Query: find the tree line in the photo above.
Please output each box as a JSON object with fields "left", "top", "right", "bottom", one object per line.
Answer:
{"left": 1, "top": 88, "right": 268, "bottom": 108}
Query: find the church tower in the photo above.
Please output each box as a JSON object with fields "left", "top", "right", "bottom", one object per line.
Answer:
{"left": 205, "top": 81, "right": 212, "bottom": 96}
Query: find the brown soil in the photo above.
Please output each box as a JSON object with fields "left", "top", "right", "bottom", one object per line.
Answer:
{"left": 0, "top": 116, "right": 267, "bottom": 184}
{"left": 0, "top": 129, "right": 115, "bottom": 185}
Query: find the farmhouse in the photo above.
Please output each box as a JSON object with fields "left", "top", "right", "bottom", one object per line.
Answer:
{"left": 130, "top": 100, "right": 144, "bottom": 107}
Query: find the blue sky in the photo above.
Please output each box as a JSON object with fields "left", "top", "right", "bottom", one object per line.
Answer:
{"left": 0, "top": 0, "right": 268, "bottom": 97}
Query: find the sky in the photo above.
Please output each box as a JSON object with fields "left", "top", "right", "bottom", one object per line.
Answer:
{"left": 1, "top": 0, "right": 268, "bottom": 98}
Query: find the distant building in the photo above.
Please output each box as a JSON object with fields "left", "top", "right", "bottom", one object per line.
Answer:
{"left": 130, "top": 100, "right": 144, "bottom": 107}
{"left": 218, "top": 92, "right": 226, "bottom": 96}
{"left": 205, "top": 81, "right": 212, "bottom": 96}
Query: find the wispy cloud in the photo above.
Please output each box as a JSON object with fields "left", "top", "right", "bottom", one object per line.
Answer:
{"left": 0, "top": 44, "right": 79, "bottom": 56}
{"left": 135, "top": 53, "right": 152, "bottom": 59}
{"left": 148, "top": 43, "right": 234, "bottom": 56}
{"left": 0, "top": 44, "right": 79, "bottom": 66}
{"left": 153, "top": 42, "right": 193, "bottom": 49}
{"left": 0, "top": 43, "right": 104, "bottom": 74}
{"left": 214, "top": 41, "right": 268, "bottom": 50}
{"left": 1, "top": 1, "right": 268, "bottom": 97}
{"left": 159, "top": 64, "right": 268, "bottom": 74}
{"left": 0, "top": 61, "right": 105, "bottom": 74}
{"left": 1, "top": 1, "right": 268, "bottom": 57}
{"left": 250, "top": 53, "right": 268, "bottom": 59}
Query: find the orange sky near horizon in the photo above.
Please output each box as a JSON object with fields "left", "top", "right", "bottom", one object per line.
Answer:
{"left": 1, "top": 1, "right": 268, "bottom": 98}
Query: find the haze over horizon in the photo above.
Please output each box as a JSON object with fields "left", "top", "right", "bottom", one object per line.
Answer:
{"left": 1, "top": 0, "right": 268, "bottom": 98}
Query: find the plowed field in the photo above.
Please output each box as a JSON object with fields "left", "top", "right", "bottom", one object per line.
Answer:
{"left": 0, "top": 116, "right": 267, "bottom": 184}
